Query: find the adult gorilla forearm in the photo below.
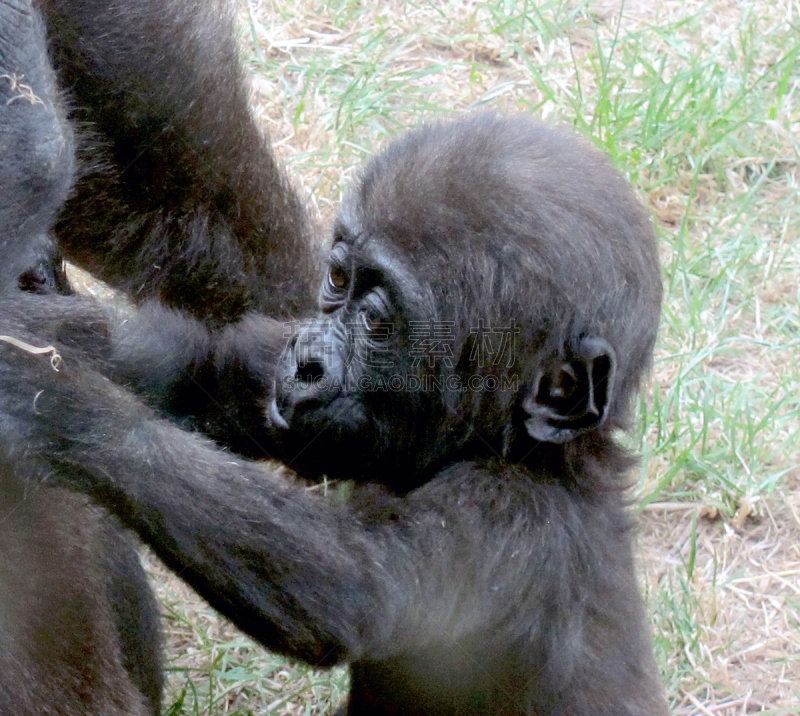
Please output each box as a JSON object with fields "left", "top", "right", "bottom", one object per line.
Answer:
{"left": 2, "top": 292, "right": 287, "bottom": 456}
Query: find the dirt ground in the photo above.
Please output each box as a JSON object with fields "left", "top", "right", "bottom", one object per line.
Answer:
{"left": 641, "top": 484, "right": 800, "bottom": 713}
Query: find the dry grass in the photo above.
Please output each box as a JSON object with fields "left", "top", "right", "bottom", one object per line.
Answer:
{"left": 641, "top": 492, "right": 800, "bottom": 714}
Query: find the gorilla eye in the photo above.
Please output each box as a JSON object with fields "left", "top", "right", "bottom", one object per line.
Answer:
{"left": 360, "top": 307, "right": 382, "bottom": 333}
{"left": 328, "top": 264, "right": 349, "bottom": 291}
{"left": 357, "top": 291, "right": 393, "bottom": 340}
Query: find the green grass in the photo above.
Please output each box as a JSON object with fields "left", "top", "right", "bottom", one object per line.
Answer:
{"left": 158, "top": 0, "right": 800, "bottom": 712}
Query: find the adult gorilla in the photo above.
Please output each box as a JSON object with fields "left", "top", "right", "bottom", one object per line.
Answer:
{"left": 0, "top": 1, "right": 160, "bottom": 713}
{"left": 0, "top": 0, "right": 316, "bottom": 712}
{"left": 0, "top": 113, "right": 669, "bottom": 715}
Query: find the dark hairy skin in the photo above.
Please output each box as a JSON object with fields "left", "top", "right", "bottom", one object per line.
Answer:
{"left": 40, "top": 0, "right": 319, "bottom": 327}
{"left": 21, "top": 292, "right": 292, "bottom": 458}
{"left": 0, "top": 114, "right": 669, "bottom": 715}
{"left": 0, "top": 0, "right": 317, "bottom": 711}
{"left": 0, "top": 466, "right": 162, "bottom": 716}
{"left": 0, "top": 0, "right": 72, "bottom": 294}
{"left": 0, "top": 1, "right": 161, "bottom": 713}
{"left": 25, "top": 0, "right": 321, "bottom": 455}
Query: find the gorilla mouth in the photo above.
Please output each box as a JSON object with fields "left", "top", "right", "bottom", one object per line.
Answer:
{"left": 272, "top": 391, "right": 370, "bottom": 446}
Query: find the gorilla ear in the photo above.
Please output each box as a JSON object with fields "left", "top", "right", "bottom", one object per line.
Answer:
{"left": 523, "top": 336, "right": 616, "bottom": 443}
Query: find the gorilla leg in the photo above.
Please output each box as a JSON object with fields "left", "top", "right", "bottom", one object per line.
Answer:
{"left": 42, "top": 0, "right": 318, "bottom": 326}
{"left": 98, "top": 517, "right": 164, "bottom": 715}
{"left": 0, "top": 462, "right": 160, "bottom": 716}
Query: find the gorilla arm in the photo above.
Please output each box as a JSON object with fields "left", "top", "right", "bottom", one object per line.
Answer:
{"left": 0, "top": 335, "right": 539, "bottom": 662}
{"left": 43, "top": 0, "right": 318, "bottom": 324}
{"left": 1, "top": 292, "right": 287, "bottom": 457}
{"left": 0, "top": 319, "right": 663, "bottom": 715}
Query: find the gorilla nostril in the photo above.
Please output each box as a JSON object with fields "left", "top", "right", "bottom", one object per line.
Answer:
{"left": 295, "top": 359, "right": 325, "bottom": 385}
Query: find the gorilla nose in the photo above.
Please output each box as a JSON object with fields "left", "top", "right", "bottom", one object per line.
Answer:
{"left": 272, "top": 324, "right": 343, "bottom": 428}
{"left": 273, "top": 369, "right": 339, "bottom": 428}
{"left": 287, "top": 352, "right": 341, "bottom": 411}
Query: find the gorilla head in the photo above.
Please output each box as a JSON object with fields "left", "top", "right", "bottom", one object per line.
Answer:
{"left": 273, "top": 113, "right": 661, "bottom": 491}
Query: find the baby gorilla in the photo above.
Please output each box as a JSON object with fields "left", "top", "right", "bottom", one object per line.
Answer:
{"left": 0, "top": 114, "right": 668, "bottom": 715}
{"left": 273, "top": 114, "right": 662, "bottom": 492}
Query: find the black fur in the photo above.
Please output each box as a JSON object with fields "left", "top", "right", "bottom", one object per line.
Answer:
{"left": 29, "top": 0, "right": 321, "bottom": 455}
{"left": 0, "top": 466, "right": 162, "bottom": 716}
{"left": 0, "top": 0, "right": 71, "bottom": 294}
{"left": 0, "top": 1, "right": 161, "bottom": 713}
{"left": 0, "top": 114, "right": 668, "bottom": 715}
{"left": 42, "top": 0, "right": 318, "bottom": 326}
{"left": 0, "top": 0, "right": 320, "bottom": 711}
{"left": 273, "top": 115, "right": 662, "bottom": 491}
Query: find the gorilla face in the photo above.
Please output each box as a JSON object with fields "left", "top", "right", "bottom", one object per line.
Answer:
{"left": 273, "top": 231, "right": 446, "bottom": 488}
